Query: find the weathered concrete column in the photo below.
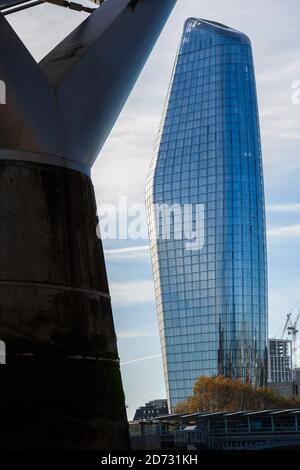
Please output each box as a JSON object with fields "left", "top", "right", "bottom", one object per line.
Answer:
{"left": 0, "top": 159, "right": 128, "bottom": 449}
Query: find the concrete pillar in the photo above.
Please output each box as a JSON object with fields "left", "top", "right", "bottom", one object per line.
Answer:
{"left": 0, "top": 159, "right": 129, "bottom": 449}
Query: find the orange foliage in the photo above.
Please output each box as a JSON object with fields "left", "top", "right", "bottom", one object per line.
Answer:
{"left": 175, "top": 376, "right": 300, "bottom": 413}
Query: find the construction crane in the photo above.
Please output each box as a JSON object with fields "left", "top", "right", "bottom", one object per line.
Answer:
{"left": 281, "top": 308, "right": 300, "bottom": 369}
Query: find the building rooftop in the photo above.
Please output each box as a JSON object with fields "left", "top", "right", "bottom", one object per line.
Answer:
{"left": 150, "top": 408, "right": 300, "bottom": 424}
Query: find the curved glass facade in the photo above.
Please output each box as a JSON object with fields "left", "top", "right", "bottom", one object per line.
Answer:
{"left": 146, "top": 18, "right": 268, "bottom": 411}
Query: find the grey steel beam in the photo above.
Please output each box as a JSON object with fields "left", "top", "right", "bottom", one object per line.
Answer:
{"left": 0, "top": 0, "right": 177, "bottom": 173}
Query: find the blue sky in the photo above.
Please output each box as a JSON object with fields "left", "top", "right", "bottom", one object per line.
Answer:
{"left": 8, "top": 0, "right": 300, "bottom": 419}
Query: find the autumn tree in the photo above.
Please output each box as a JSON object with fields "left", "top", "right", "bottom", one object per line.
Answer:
{"left": 175, "top": 375, "right": 300, "bottom": 414}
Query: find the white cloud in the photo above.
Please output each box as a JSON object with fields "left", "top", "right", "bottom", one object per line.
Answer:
{"left": 117, "top": 329, "right": 156, "bottom": 339}
{"left": 110, "top": 280, "right": 155, "bottom": 307}
{"left": 7, "top": 4, "right": 89, "bottom": 61}
{"left": 267, "top": 224, "right": 300, "bottom": 239}
{"left": 267, "top": 203, "right": 300, "bottom": 213}
{"left": 105, "top": 244, "right": 150, "bottom": 259}
{"left": 280, "top": 131, "right": 300, "bottom": 140}
{"left": 92, "top": 111, "right": 160, "bottom": 207}
{"left": 259, "top": 106, "right": 282, "bottom": 119}
{"left": 121, "top": 354, "right": 161, "bottom": 366}
{"left": 257, "top": 61, "right": 300, "bottom": 85}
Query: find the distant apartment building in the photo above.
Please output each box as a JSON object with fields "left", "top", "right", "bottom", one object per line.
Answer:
{"left": 133, "top": 399, "right": 169, "bottom": 421}
{"left": 267, "top": 338, "right": 295, "bottom": 397}
{"left": 268, "top": 338, "right": 293, "bottom": 383}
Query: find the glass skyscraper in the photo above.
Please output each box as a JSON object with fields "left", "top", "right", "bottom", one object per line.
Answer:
{"left": 146, "top": 18, "right": 268, "bottom": 411}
